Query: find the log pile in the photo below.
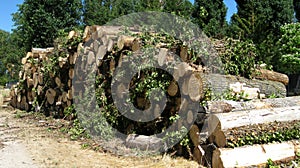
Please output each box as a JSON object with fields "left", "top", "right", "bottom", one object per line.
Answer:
{"left": 9, "top": 25, "right": 293, "bottom": 167}
{"left": 10, "top": 31, "right": 80, "bottom": 118}
{"left": 194, "top": 97, "right": 300, "bottom": 167}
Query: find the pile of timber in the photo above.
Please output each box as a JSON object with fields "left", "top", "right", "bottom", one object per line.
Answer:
{"left": 10, "top": 31, "right": 80, "bottom": 118}
{"left": 9, "top": 25, "right": 291, "bottom": 160}
{"left": 190, "top": 96, "right": 300, "bottom": 167}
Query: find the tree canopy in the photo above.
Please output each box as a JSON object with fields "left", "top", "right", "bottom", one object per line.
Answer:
{"left": 1, "top": 0, "right": 300, "bottom": 87}
{"left": 12, "top": 0, "right": 83, "bottom": 51}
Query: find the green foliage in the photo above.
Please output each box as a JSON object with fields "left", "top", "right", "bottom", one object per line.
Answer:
{"left": 164, "top": 126, "right": 188, "bottom": 146}
{"left": 192, "top": 0, "right": 227, "bottom": 38}
{"left": 231, "top": 0, "right": 294, "bottom": 43}
{"left": 68, "top": 119, "right": 89, "bottom": 140}
{"left": 12, "top": 0, "right": 83, "bottom": 51}
{"left": 0, "top": 30, "right": 24, "bottom": 85}
{"left": 266, "top": 159, "right": 280, "bottom": 168}
{"left": 83, "top": 0, "right": 112, "bottom": 26}
{"left": 275, "top": 23, "right": 300, "bottom": 74}
{"left": 218, "top": 38, "right": 257, "bottom": 78}
{"left": 227, "top": 122, "right": 300, "bottom": 148}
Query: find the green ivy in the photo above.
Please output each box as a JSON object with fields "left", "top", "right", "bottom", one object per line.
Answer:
{"left": 227, "top": 122, "right": 300, "bottom": 148}
{"left": 218, "top": 38, "right": 257, "bottom": 78}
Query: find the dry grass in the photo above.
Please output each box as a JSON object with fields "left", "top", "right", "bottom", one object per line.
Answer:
{"left": 0, "top": 108, "right": 200, "bottom": 168}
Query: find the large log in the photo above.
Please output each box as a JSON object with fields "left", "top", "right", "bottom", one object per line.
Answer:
{"left": 252, "top": 69, "right": 289, "bottom": 85}
{"left": 183, "top": 73, "right": 286, "bottom": 103}
{"left": 202, "top": 73, "right": 286, "bottom": 98}
{"left": 125, "top": 134, "right": 165, "bottom": 153}
{"left": 212, "top": 141, "right": 296, "bottom": 168}
{"left": 207, "top": 96, "right": 300, "bottom": 113}
{"left": 208, "top": 106, "right": 300, "bottom": 147}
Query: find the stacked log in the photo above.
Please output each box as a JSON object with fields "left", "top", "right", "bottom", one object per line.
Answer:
{"left": 198, "top": 97, "right": 300, "bottom": 167}
{"left": 10, "top": 30, "right": 80, "bottom": 118}
{"left": 9, "top": 25, "right": 291, "bottom": 165}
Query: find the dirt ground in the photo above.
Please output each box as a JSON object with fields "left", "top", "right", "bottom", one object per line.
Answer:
{"left": 0, "top": 108, "right": 200, "bottom": 168}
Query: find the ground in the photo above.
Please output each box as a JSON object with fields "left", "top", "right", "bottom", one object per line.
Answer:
{"left": 0, "top": 108, "right": 200, "bottom": 168}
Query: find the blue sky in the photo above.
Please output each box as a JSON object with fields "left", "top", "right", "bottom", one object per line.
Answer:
{"left": 0, "top": 0, "right": 237, "bottom": 33}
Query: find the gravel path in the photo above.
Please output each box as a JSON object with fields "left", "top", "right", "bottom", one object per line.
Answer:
{"left": 0, "top": 111, "right": 38, "bottom": 168}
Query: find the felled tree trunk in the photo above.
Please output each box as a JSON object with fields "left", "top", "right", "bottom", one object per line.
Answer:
{"left": 252, "top": 69, "right": 289, "bottom": 85}
{"left": 212, "top": 141, "right": 296, "bottom": 168}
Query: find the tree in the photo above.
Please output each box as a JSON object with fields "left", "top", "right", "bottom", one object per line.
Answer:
{"left": 294, "top": 0, "right": 300, "bottom": 21}
{"left": 231, "top": 0, "right": 294, "bottom": 43}
{"left": 83, "top": 0, "right": 112, "bottom": 26}
{"left": 162, "top": 0, "right": 193, "bottom": 18}
{"left": 12, "top": 0, "right": 83, "bottom": 51}
{"left": 275, "top": 23, "right": 300, "bottom": 74}
{"left": 192, "top": 0, "right": 227, "bottom": 38}
{"left": 0, "top": 30, "right": 24, "bottom": 85}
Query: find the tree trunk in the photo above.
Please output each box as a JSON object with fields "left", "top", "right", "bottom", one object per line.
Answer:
{"left": 252, "top": 69, "right": 289, "bottom": 85}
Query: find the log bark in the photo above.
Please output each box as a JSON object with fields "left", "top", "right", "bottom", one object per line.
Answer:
{"left": 212, "top": 141, "right": 296, "bottom": 168}
{"left": 252, "top": 69, "right": 289, "bottom": 85}
{"left": 202, "top": 73, "right": 286, "bottom": 98}
{"left": 207, "top": 96, "right": 300, "bottom": 113}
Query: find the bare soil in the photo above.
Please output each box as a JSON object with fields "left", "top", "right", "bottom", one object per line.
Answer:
{"left": 0, "top": 108, "right": 199, "bottom": 168}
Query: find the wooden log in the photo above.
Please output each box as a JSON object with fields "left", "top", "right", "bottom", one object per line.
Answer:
{"left": 96, "top": 45, "right": 107, "bottom": 60}
{"left": 110, "top": 59, "right": 115, "bottom": 73}
{"left": 33, "top": 72, "right": 39, "bottom": 88}
{"left": 193, "top": 145, "right": 206, "bottom": 165}
{"left": 46, "top": 88, "right": 56, "bottom": 105}
{"left": 67, "top": 87, "right": 74, "bottom": 100}
{"left": 69, "top": 52, "right": 77, "bottom": 65}
{"left": 26, "top": 78, "right": 34, "bottom": 88}
{"left": 187, "top": 110, "right": 194, "bottom": 124}
{"left": 188, "top": 72, "right": 204, "bottom": 101}
{"left": 38, "top": 73, "right": 43, "bottom": 85}
{"left": 87, "top": 51, "right": 95, "bottom": 65}
{"left": 117, "top": 35, "right": 140, "bottom": 51}
{"left": 55, "top": 77, "right": 61, "bottom": 87}
{"left": 58, "top": 57, "right": 67, "bottom": 68}
{"left": 69, "top": 68, "right": 74, "bottom": 79}
{"left": 208, "top": 106, "right": 300, "bottom": 147}
{"left": 83, "top": 26, "right": 91, "bottom": 42}
{"left": 167, "top": 80, "right": 178, "bottom": 96}
{"left": 62, "top": 92, "right": 68, "bottom": 102}
{"left": 37, "top": 85, "right": 43, "bottom": 96}
{"left": 252, "top": 69, "right": 289, "bottom": 85}
{"left": 212, "top": 141, "right": 296, "bottom": 168}
{"left": 189, "top": 124, "right": 200, "bottom": 146}
{"left": 207, "top": 96, "right": 300, "bottom": 113}
{"left": 180, "top": 46, "right": 189, "bottom": 62}
{"left": 21, "top": 57, "right": 27, "bottom": 65}
{"left": 125, "top": 134, "right": 165, "bottom": 152}
{"left": 202, "top": 73, "right": 286, "bottom": 98}
{"left": 157, "top": 48, "right": 168, "bottom": 66}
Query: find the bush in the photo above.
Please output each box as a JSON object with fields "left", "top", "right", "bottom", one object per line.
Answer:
{"left": 276, "top": 23, "right": 300, "bottom": 74}
{"left": 217, "top": 38, "right": 257, "bottom": 78}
